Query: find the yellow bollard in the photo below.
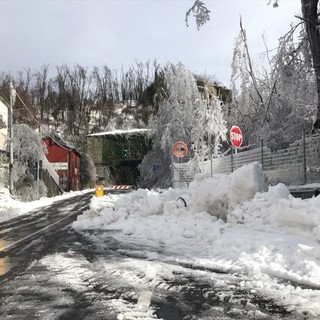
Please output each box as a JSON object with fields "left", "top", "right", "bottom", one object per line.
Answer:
{"left": 95, "top": 185, "right": 104, "bottom": 197}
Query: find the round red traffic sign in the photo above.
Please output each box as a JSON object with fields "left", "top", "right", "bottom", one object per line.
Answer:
{"left": 172, "top": 141, "right": 188, "bottom": 158}
{"left": 230, "top": 126, "right": 243, "bottom": 148}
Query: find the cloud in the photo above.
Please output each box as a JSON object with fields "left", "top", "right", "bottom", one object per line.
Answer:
{"left": 0, "top": 0, "right": 301, "bottom": 86}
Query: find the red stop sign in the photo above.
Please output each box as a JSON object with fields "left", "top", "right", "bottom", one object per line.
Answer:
{"left": 230, "top": 126, "right": 243, "bottom": 148}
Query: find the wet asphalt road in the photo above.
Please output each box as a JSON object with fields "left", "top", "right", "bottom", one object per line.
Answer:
{"left": 0, "top": 193, "right": 317, "bottom": 320}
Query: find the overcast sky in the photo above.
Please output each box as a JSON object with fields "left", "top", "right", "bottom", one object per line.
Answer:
{"left": 0, "top": 0, "right": 301, "bottom": 86}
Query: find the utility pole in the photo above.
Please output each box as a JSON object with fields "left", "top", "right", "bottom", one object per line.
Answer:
{"left": 9, "top": 82, "right": 15, "bottom": 195}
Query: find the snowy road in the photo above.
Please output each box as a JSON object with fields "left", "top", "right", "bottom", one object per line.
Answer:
{"left": 0, "top": 190, "right": 318, "bottom": 319}
{"left": 0, "top": 229, "right": 314, "bottom": 319}
{"left": 0, "top": 192, "right": 92, "bottom": 276}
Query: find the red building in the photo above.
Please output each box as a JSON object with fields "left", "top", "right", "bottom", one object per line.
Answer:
{"left": 43, "top": 135, "right": 81, "bottom": 192}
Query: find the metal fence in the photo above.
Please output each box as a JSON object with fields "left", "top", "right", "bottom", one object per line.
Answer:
{"left": 172, "top": 133, "right": 320, "bottom": 188}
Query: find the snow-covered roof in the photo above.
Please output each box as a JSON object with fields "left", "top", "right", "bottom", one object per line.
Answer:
{"left": 43, "top": 134, "right": 82, "bottom": 157}
{"left": 87, "top": 128, "right": 151, "bottom": 137}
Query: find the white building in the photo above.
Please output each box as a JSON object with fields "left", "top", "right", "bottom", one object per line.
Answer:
{"left": 0, "top": 94, "right": 8, "bottom": 152}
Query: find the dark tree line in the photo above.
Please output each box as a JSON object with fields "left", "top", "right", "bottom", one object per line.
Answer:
{"left": 0, "top": 61, "right": 160, "bottom": 151}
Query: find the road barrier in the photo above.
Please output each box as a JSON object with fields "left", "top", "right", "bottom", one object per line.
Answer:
{"left": 111, "top": 185, "right": 131, "bottom": 190}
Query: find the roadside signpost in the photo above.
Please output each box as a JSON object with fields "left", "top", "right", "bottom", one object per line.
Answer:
{"left": 172, "top": 141, "right": 188, "bottom": 185}
{"left": 230, "top": 126, "right": 243, "bottom": 149}
{"left": 95, "top": 185, "right": 104, "bottom": 197}
{"left": 172, "top": 141, "right": 188, "bottom": 158}
{"left": 230, "top": 126, "right": 243, "bottom": 170}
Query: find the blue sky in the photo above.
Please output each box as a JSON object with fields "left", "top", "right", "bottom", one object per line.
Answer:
{"left": 0, "top": 0, "right": 301, "bottom": 86}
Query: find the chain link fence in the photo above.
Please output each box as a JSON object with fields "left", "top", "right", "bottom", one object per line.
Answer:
{"left": 172, "top": 133, "right": 320, "bottom": 188}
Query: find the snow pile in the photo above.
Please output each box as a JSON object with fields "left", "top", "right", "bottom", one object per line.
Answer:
{"left": 230, "top": 182, "right": 320, "bottom": 238}
{"left": 74, "top": 162, "right": 268, "bottom": 231}
{"left": 0, "top": 188, "right": 23, "bottom": 222}
{"left": 189, "top": 162, "right": 267, "bottom": 220}
{"left": 0, "top": 188, "right": 91, "bottom": 223}
{"left": 73, "top": 162, "right": 320, "bottom": 316}
{"left": 75, "top": 163, "right": 262, "bottom": 226}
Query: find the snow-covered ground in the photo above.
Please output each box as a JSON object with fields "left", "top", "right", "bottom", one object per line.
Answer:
{"left": 72, "top": 162, "right": 320, "bottom": 316}
{"left": 0, "top": 188, "right": 91, "bottom": 223}
{"left": 1, "top": 162, "right": 320, "bottom": 316}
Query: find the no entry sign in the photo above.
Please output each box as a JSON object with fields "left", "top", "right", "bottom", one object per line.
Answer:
{"left": 230, "top": 126, "right": 243, "bottom": 148}
{"left": 172, "top": 141, "right": 188, "bottom": 158}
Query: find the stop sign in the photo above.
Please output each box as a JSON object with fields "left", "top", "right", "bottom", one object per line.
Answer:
{"left": 230, "top": 126, "right": 243, "bottom": 148}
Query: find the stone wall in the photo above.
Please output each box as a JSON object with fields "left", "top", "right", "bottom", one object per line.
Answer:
{"left": 86, "top": 136, "right": 103, "bottom": 166}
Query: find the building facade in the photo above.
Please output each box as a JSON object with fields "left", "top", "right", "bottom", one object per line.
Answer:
{"left": 43, "top": 135, "right": 81, "bottom": 192}
{"left": 0, "top": 94, "right": 8, "bottom": 152}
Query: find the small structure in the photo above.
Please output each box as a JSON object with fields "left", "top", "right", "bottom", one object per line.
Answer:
{"left": 43, "top": 135, "right": 81, "bottom": 192}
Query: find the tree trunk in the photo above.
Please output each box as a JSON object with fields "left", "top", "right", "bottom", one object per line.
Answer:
{"left": 301, "top": 0, "right": 320, "bottom": 131}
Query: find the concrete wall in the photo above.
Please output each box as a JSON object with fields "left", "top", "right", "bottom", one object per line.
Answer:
{"left": 86, "top": 136, "right": 103, "bottom": 166}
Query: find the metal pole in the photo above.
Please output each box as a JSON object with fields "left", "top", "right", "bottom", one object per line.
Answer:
{"left": 303, "top": 129, "right": 307, "bottom": 184}
{"left": 9, "top": 83, "right": 14, "bottom": 194}
{"left": 260, "top": 138, "right": 264, "bottom": 170}
{"left": 210, "top": 148, "right": 213, "bottom": 177}
{"left": 231, "top": 147, "right": 234, "bottom": 172}
{"left": 235, "top": 148, "right": 238, "bottom": 170}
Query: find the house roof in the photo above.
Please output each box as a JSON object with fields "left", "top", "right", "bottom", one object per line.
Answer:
{"left": 43, "top": 134, "right": 82, "bottom": 157}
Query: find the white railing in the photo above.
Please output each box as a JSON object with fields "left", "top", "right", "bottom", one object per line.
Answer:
{"left": 42, "top": 156, "right": 60, "bottom": 186}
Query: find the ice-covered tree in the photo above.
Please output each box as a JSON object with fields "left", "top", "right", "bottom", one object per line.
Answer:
{"left": 185, "top": 0, "right": 210, "bottom": 30}
{"left": 79, "top": 152, "right": 96, "bottom": 189}
{"left": 12, "top": 124, "right": 47, "bottom": 201}
{"left": 187, "top": 0, "right": 320, "bottom": 133}
{"left": 228, "top": 18, "right": 267, "bottom": 146}
{"left": 229, "top": 18, "right": 316, "bottom": 149}
{"left": 259, "top": 23, "right": 316, "bottom": 149}
{"left": 139, "top": 63, "right": 227, "bottom": 188}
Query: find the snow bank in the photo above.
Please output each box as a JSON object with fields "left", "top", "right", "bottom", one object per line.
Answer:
{"left": 0, "top": 188, "right": 92, "bottom": 223}
{"left": 72, "top": 162, "right": 320, "bottom": 316}
{"left": 74, "top": 162, "right": 267, "bottom": 231}
{"left": 189, "top": 162, "right": 267, "bottom": 220}
{"left": 230, "top": 182, "right": 320, "bottom": 234}
{"left": 0, "top": 188, "right": 23, "bottom": 222}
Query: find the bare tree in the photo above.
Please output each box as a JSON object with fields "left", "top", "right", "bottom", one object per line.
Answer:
{"left": 33, "top": 64, "right": 49, "bottom": 123}
{"left": 92, "top": 65, "right": 117, "bottom": 129}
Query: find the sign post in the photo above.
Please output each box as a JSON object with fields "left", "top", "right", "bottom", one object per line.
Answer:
{"left": 172, "top": 141, "right": 188, "bottom": 185}
{"left": 230, "top": 126, "right": 243, "bottom": 170}
{"left": 172, "top": 141, "right": 188, "bottom": 158}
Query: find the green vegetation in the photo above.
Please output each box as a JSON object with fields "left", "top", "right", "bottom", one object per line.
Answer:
{"left": 102, "top": 132, "right": 153, "bottom": 166}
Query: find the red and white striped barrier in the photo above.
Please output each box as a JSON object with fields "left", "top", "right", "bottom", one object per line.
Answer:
{"left": 111, "top": 185, "right": 131, "bottom": 190}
